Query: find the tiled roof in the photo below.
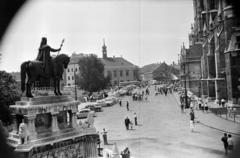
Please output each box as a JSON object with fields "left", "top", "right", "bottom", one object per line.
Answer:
{"left": 140, "top": 63, "right": 160, "bottom": 74}
{"left": 100, "top": 57, "right": 135, "bottom": 67}
{"left": 69, "top": 53, "right": 85, "bottom": 64}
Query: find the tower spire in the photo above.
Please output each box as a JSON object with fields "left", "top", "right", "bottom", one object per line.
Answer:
{"left": 102, "top": 38, "right": 107, "bottom": 58}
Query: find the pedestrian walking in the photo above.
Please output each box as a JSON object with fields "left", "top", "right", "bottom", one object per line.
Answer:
{"left": 101, "top": 128, "right": 108, "bottom": 145}
{"left": 221, "top": 99, "right": 226, "bottom": 107}
{"left": 145, "top": 95, "right": 148, "bottom": 101}
{"left": 180, "top": 102, "right": 184, "bottom": 113}
{"left": 221, "top": 133, "right": 229, "bottom": 155}
{"left": 126, "top": 101, "right": 129, "bottom": 111}
{"left": 228, "top": 134, "right": 234, "bottom": 150}
{"left": 189, "top": 109, "right": 195, "bottom": 132}
{"left": 133, "top": 112, "right": 138, "bottom": 125}
{"left": 198, "top": 99, "right": 202, "bottom": 110}
{"left": 124, "top": 117, "right": 130, "bottom": 130}
{"left": 204, "top": 101, "right": 208, "bottom": 112}
{"left": 190, "top": 101, "right": 194, "bottom": 109}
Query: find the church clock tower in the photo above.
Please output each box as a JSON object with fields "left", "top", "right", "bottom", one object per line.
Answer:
{"left": 102, "top": 39, "right": 107, "bottom": 58}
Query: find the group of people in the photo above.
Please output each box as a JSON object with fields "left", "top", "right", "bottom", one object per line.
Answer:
{"left": 217, "top": 99, "right": 226, "bottom": 107}
{"left": 131, "top": 87, "right": 149, "bottom": 101}
{"left": 121, "top": 147, "right": 130, "bottom": 158}
{"left": 124, "top": 112, "right": 138, "bottom": 130}
{"left": 221, "top": 133, "right": 234, "bottom": 155}
{"left": 154, "top": 84, "right": 175, "bottom": 96}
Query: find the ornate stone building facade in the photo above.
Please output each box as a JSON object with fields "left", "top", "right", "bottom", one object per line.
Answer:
{"left": 180, "top": 42, "right": 202, "bottom": 97}
{"left": 180, "top": 0, "right": 240, "bottom": 104}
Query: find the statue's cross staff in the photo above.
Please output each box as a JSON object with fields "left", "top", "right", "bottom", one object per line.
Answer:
{"left": 57, "top": 38, "right": 65, "bottom": 55}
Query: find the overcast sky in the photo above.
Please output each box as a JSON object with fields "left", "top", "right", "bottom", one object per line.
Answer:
{"left": 0, "top": 0, "right": 193, "bottom": 72}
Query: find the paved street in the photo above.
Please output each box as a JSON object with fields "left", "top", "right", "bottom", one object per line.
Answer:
{"left": 94, "top": 87, "right": 239, "bottom": 158}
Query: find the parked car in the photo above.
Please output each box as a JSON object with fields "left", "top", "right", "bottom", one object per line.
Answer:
{"left": 76, "top": 108, "right": 95, "bottom": 119}
{"left": 85, "top": 104, "right": 102, "bottom": 112}
{"left": 105, "top": 99, "right": 114, "bottom": 107}
{"left": 104, "top": 97, "right": 117, "bottom": 107}
{"left": 96, "top": 99, "right": 106, "bottom": 107}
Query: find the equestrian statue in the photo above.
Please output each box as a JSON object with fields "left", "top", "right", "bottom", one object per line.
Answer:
{"left": 21, "top": 37, "right": 70, "bottom": 98}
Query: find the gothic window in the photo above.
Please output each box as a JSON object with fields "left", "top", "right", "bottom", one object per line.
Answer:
{"left": 68, "top": 68, "right": 70, "bottom": 72}
{"left": 71, "top": 68, "right": 73, "bottom": 72}
{"left": 209, "top": 0, "right": 216, "bottom": 10}
{"left": 199, "top": 0, "right": 204, "bottom": 11}
{"left": 68, "top": 76, "right": 70, "bottom": 80}
{"left": 72, "top": 76, "right": 74, "bottom": 80}
{"left": 75, "top": 68, "right": 78, "bottom": 72}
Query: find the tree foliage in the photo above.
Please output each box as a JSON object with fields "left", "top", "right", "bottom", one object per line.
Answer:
{"left": 76, "top": 54, "right": 110, "bottom": 92}
{"left": 0, "top": 71, "right": 21, "bottom": 125}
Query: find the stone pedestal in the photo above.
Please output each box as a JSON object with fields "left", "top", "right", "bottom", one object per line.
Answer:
{"left": 26, "top": 115, "right": 37, "bottom": 140}
{"left": 11, "top": 114, "right": 18, "bottom": 133}
{"left": 8, "top": 95, "right": 99, "bottom": 158}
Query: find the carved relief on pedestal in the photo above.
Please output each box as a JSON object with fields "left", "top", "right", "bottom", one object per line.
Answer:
{"left": 30, "top": 138, "right": 87, "bottom": 158}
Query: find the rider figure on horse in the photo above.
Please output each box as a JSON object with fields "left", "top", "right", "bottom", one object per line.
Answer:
{"left": 36, "top": 37, "right": 61, "bottom": 77}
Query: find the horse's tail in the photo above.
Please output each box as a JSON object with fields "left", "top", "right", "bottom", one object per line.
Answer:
{"left": 21, "top": 61, "right": 30, "bottom": 92}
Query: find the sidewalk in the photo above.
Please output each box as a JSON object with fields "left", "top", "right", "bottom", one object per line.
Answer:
{"left": 173, "top": 93, "right": 240, "bottom": 137}
{"left": 207, "top": 101, "right": 240, "bottom": 124}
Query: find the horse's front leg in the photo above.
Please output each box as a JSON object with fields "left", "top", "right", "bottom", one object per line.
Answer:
{"left": 53, "top": 78, "right": 58, "bottom": 96}
{"left": 57, "top": 79, "right": 62, "bottom": 95}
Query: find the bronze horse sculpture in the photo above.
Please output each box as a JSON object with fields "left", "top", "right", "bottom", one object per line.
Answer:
{"left": 21, "top": 54, "right": 70, "bottom": 98}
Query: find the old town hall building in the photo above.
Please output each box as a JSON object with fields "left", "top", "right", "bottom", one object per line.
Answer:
{"left": 100, "top": 40, "right": 139, "bottom": 86}
{"left": 64, "top": 40, "right": 139, "bottom": 87}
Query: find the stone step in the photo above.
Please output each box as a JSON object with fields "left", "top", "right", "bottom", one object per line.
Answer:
{"left": 7, "top": 137, "right": 20, "bottom": 147}
{"left": 9, "top": 132, "right": 20, "bottom": 139}
{"left": 18, "top": 95, "right": 75, "bottom": 105}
